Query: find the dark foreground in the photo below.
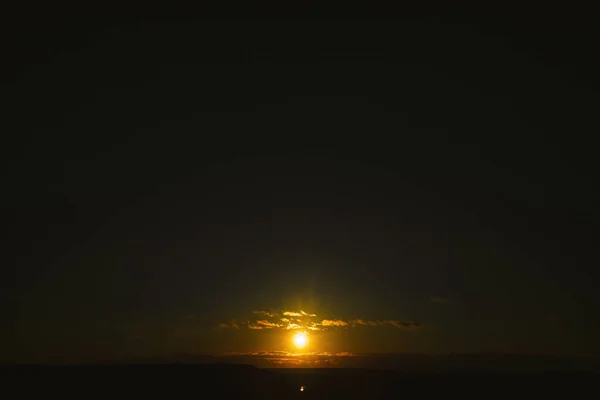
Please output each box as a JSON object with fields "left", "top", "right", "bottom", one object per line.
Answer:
{"left": 3, "top": 364, "right": 598, "bottom": 399}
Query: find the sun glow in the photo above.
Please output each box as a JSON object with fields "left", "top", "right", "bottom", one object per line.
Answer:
{"left": 293, "top": 332, "right": 308, "bottom": 349}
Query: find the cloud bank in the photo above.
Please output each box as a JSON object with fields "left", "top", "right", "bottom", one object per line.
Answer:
{"left": 218, "top": 310, "right": 421, "bottom": 332}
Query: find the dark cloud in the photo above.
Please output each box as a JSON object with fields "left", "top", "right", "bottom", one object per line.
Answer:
{"left": 252, "top": 310, "right": 277, "bottom": 317}
{"left": 217, "top": 321, "right": 240, "bottom": 329}
{"left": 350, "top": 319, "right": 421, "bottom": 329}
{"left": 384, "top": 320, "right": 421, "bottom": 329}
{"left": 120, "top": 353, "right": 597, "bottom": 371}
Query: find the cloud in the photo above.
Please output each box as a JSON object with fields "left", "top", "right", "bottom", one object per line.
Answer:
{"left": 430, "top": 296, "right": 449, "bottom": 303}
{"left": 320, "top": 319, "right": 349, "bottom": 327}
{"left": 217, "top": 321, "right": 240, "bottom": 329}
{"left": 282, "top": 310, "right": 316, "bottom": 317}
{"left": 350, "top": 319, "right": 382, "bottom": 326}
{"left": 350, "top": 319, "right": 421, "bottom": 329}
{"left": 218, "top": 310, "right": 422, "bottom": 332}
{"left": 255, "top": 320, "right": 281, "bottom": 328}
{"left": 264, "top": 357, "right": 339, "bottom": 367}
{"left": 384, "top": 320, "right": 421, "bottom": 329}
{"left": 252, "top": 310, "right": 277, "bottom": 317}
{"left": 234, "top": 352, "right": 360, "bottom": 368}
{"left": 130, "top": 353, "right": 532, "bottom": 370}
{"left": 282, "top": 311, "right": 302, "bottom": 317}
{"left": 224, "top": 351, "right": 289, "bottom": 356}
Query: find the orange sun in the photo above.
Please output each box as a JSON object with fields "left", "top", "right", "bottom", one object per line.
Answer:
{"left": 293, "top": 332, "right": 308, "bottom": 349}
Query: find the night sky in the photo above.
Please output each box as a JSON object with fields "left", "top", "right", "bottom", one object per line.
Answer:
{"left": 3, "top": 5, "right": 599, "bottom": 364}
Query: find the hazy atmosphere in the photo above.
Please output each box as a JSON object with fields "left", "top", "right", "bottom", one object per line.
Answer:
{"left": 4, "top": 5, "right": 599, "bottom": 372}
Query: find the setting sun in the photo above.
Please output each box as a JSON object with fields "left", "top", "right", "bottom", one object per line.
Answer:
{"left": 293, "top": 332, "right": 308, "bottom": 349}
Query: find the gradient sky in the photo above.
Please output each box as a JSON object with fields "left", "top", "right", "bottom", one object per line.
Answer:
{"left": 4, "top": 13, "right": 599, "bottom": 364}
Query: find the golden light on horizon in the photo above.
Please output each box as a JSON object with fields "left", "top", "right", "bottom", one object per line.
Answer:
{"left": 293, "top": 332, "right": 308, "bottom": 349}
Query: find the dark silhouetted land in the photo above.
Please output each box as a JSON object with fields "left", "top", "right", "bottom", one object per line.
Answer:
{"left": 3, "top": 361, "right": 598, "bottom": 399}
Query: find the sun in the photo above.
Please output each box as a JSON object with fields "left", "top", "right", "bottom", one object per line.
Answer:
{"left": 293, "top": 332, "right": 308, "bottom": 349}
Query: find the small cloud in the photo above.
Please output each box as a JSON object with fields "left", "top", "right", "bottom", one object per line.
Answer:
{"left": 253, "top": 310, "right": 277, "bottom": 317}
{"left": 256, "top": 320, "right": 281, "bottom": 328}
{"left": 283, "top": 310, "right": 316, "bottom": 317}
{"left": 430, "top": 296, "right": 449, "bottom": 304}
{"left": 349, "top": 319, "right": 381, "bottom": 326}
{"left": 282, "top": 311, "right": 302, "bottom": 317}
{"left": 280, "top": 318, "right": 290, "bottom": 323}
{"left": 282, "top": 311, "right": 303, "bottom": 317}
{"left": 384, "top": 320, "right": 421, "bottom": 329}
{"left": 285, "top": 323, "right": 302, "bottom": 330}
{"left": 320, "top": 319, "right": 349, "bottom": 327}
{"left": 229, "top": 351, "right": 289, "bottom": 356}
{"left": 248, "top": 323, "right": 264, "bottom": 330}
{"left": 265, "top": 358, "right": 316, "bottom": 366}
{"left": 217, "top": 320, "right": 240, "bottom": 329}
{"left": 349, "top": 319, "right": 421, "bottom": 329}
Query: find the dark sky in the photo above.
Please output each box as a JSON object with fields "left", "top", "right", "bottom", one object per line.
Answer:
{"left": 3, "top": 5, "right": 599, "bottom": 364}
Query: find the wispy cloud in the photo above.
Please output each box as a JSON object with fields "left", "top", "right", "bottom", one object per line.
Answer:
{"left": 224, "top": 351, "right": 290, "bottom": 356}
{"left": 281, "top": 310, "right": 317, "bottom": 317}
{"left": 350, "top": 319, "right": 421, "bottom": 329}
{"left": 384, "top": 320, "right": 421, "bottom": 329}
{"left": 282, "top": 311, "right": 303, "bottom": 317}
{"left": 320, "top": 319, "right": 349, "bottom": 327}
{"left": 252, "top": 310, "right": 277, "bottom": 317}
{"left": 141, "top": 353, "right": 544, "bottom": 370}
{"left": 255, "top": 320, "right": 281, "bottom": 328}
{"left": 306, "top": 323, "right": 321, "bottom": 331}
{"left": 217, "top": 320, "right": 240, "bottom": 329}
{"left": 264, "top": 358, "right": 339, "bottom": 367}
{"left": 247, "top": 352, "right": 359, "bottom": 367}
